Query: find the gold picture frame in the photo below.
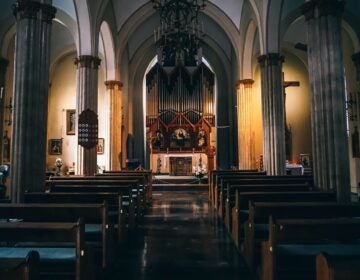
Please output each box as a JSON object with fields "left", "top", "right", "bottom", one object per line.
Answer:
{"left": 97, "top": 138, "right": 104, "bottom": 154}
{"left": 48, "top": 139, "right": 62, "bottom": 155}
{"left": 66, "top": 109, "right": 76, "bottom": 135}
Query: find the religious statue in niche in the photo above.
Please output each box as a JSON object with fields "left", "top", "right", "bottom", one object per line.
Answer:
{"left": 172, "top": 127, "right": 189, "bottom": 147}
{"left": 197, "top": 128, "right": 207, "bottom": 148}
{"left": 352, "top": 126, "right": 360, "bottom": 158}
{"left": 2, "top": 130, "right": 10, "bottom": 162}
{"left": 153, "top": 130, "right": 164, "bottom": 148}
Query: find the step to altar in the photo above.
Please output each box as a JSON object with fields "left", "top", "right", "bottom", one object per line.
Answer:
{"left": 152, "top": 175, "right": 208, "bottom": 191}
{"left": 152, "top": 183, "right": 208, "bottom": 191}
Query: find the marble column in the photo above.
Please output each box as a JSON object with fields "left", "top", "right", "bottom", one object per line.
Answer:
{"left": 0, "top": 58, "right": 9, "bottom": 163}
{"left": 302, "top": 0, "right": 350, "bottom": 202}
{"left": 258, "top": 54, "right": 286, "bottom": 175}
{"left": 105, "top": 80, "right": 123, "bottom": 170}
{"left": 237, "top": 79, "right": 256, "bottom": 170}
{"left": 74, "top": 55, "right": 101, "bottom": 175}
{"left": 11, "top": 1, "right": 56, "bottom": 202}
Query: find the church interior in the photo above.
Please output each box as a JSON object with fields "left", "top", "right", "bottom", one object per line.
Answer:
{"left": 0, "top": 0, "right": 360, "bottom": 279}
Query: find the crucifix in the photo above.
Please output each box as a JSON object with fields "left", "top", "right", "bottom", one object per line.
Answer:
{"left": 283, "top": 73, "right": 300, "bottom": 161}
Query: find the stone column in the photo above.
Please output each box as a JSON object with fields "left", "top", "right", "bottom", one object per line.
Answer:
{"left": 258, "top": 54, "right": 286, "bottom": 175}
{"left": 237, "top": 79, "right": 256, "bottom": 170}
{"left": 105, "top": 80, "right": 123, "bottom": 171}
{"left": 11, "top": 1, "right": 56, "bottom": 202}
{"left": 302, "top": 0, "right": 350, "bottom": 202}
{"left": 74, "top": 55, "right": 101, "bottom": 175}
{"left": 352, "top": 53, "right": 360, "bottom": 129}
{"left": 351, "top": 53, "right": 360, "bottom": 193}
{"left": 0, "top": 58, "right": 9, "bottom": 163}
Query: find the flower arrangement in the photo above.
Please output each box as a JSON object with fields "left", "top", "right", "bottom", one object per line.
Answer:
{"left": 193, "top": 164, "right": 206, "bottom": 179}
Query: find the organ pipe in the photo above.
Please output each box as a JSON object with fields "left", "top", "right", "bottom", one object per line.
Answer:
{"left": 146, "top": 63, "right": 215, "bottom": 126}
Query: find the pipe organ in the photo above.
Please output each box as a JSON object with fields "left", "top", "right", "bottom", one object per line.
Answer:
{"left": 146, "top": 63, "right": 215, "bottom": 153}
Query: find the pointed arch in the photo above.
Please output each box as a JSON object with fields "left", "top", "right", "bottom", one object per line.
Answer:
{"left": 100, "top": 21, "right": 116, "bottom": 80}
{"left": 73, "top": 0, "right": 93, "bottom": 55}
{"left": 243, "top": 20, "right": 257, "bottom": 78}
{"left": 265, "top": 0, "right": 284, "bottom": 53}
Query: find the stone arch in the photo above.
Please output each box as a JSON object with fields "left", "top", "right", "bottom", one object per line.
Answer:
{"left": 99, "top": 21, "right": 116, "bottom": 81}
{"left": 248, "top": 0, "right": 264, "bottom": 54}
{"left": 243, "top": 20, "right": 258, "bottom": 79}
{"left": 265, "top": 0, "right": 284, "bottom": 53}
{"left": 73, "top": 0, "right": 93, "bottom": 55}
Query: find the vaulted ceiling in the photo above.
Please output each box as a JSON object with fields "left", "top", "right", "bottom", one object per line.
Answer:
{"left": 1, "top": 0, "right": 360, "bottom": 77}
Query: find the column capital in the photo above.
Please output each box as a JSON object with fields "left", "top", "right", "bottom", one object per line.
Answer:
{"left": 236, "top": 79, "right": 254, "bottom": 89}
{"left": 105, "top": 80, "right": 123, "bottom": 90}
{"left": 302, "top": 0, "right": 344, "bottom": 21}
{"left": 12, "top": 1, "right": 56, "bottom": 22}
{"left": 74, "top": 55, "right": 101, "bottom": 69}
{"left": 258, "top": 53, "right": 284, "bottom": 67}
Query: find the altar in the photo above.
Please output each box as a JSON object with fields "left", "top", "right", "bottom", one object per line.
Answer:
{"left": 150, "top": 153, "right": 209, "bottom": 175}
{"left": 169, "top": 157, "right": 192, "bottom": 176}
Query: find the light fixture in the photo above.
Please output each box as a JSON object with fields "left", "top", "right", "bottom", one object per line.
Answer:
{"left": 151, "top": 0, "right": 207, "bottom": 67}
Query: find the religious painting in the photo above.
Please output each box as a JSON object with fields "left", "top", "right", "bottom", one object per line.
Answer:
{"left": 197, "top": 128, "right": 207, "bottom": 148}
{"left": 299, "top": 153, "right": 310, "bottom": 167}
{"left": 171, "top": 127, "right": 190, "bottom": 147}
{"left": 66, "top": 109, "right": 76, "bottom": 135}
{"left": 48, "top": 139, "right": 62, "bottom": 155}
{"left": 153, "top": 130, "right": 164, "bottom": 148}
{"left": 97, "top": 138, "right": 104, "bottom": 154}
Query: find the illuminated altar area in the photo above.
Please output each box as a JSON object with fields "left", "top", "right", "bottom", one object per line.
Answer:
{"left": 146, "top": 63, "right": 216, "bottom": 175}
{"left": 150, "top": 153, "right": 209, "bottom": 175}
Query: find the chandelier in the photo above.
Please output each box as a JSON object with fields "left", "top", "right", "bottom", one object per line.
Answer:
{"left": 151, "top": 0, "right": 207, "bottom": 67}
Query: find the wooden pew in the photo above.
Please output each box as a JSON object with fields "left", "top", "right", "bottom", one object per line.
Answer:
{"left": 211, "top": 171, "right": 266, "bottom": 206}
{"left": 50, "top": 174, "right": 152, "bottom": 205}
{"left": 245, "top": 202, "right": 360, "bottom": 273}
{"left": 0, "top": 203, "right": 111, "bottom": 269}
{"left": 316, "top": 252, "right": 360, "bottom": 280}
{"left": 231, "top": 191, "right": 337, "bottom": 247}
{"left": 0, "top": 219, "right": 90, "bottom": 280}
{"left": 45, "top": 179, "right": 145, "bottom": 215}
{"left": 101, "top": 170, "right": 153, "bottom": 203}
{"left": 261, "top": 217, "right": 360, "bottom": 280}
{"left": 0, "top": 250, "right": 40, "bottom": 280}
{"left": 216, "top": 175, "right": 313, "bottom": 212}
{"left": 24, "top": 192, "right": 134, "bottom": 240}
{"left": 209, "top": 170, "right": 264, "bottom": 202}
{"left": 219, "top": 182, "right": 311, "bottom": 221}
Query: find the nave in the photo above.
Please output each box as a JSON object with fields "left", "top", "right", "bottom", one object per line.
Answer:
{"left": 110, "top": 190, "right": 252, "bottom": 280}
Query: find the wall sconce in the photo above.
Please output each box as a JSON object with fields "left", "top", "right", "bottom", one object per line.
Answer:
{"left": 5, "top": 97, "right": 12, "bottom": 126}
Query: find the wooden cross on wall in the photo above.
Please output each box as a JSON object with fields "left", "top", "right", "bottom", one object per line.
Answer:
{"left": 283, "top": 73, "right": 300, "bottom": 161}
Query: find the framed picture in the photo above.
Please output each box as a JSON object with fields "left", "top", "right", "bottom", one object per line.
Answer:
{"left": 299, "top": 153, "right": 311, "bottom": 167}
{"left": 97, "top": 138, "right": 104, "bottom": 154}
{"left": 49, "top": 139, "right": 62, "bottom": 155}
{"left": 66, "top": 109, "right": 76, "bottom": 135}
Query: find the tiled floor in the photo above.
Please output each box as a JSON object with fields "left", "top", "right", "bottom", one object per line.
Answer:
{"left": 108, "top": 191, "right": 252, "bottom": 280}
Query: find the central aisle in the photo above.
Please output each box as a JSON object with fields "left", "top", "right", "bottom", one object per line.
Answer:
{"left": 111, "top": 190, "right": 252, "bottom": 280}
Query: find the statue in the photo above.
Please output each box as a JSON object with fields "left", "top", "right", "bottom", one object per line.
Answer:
{"left": 153, "top": 130, "right": 164, "bottom": 147}
{"left": 197, "top": 128, "right": 207, "bottom": 148}
{"left": 3, "top": 130, "right": 10, "bottom": 162}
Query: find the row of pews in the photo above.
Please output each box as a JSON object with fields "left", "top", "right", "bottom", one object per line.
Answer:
{"left": 209, "top": 169, "right": 360, "bottom": 280}
{"left": 0, "top": 169, "right": 152, "bottom": 280}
